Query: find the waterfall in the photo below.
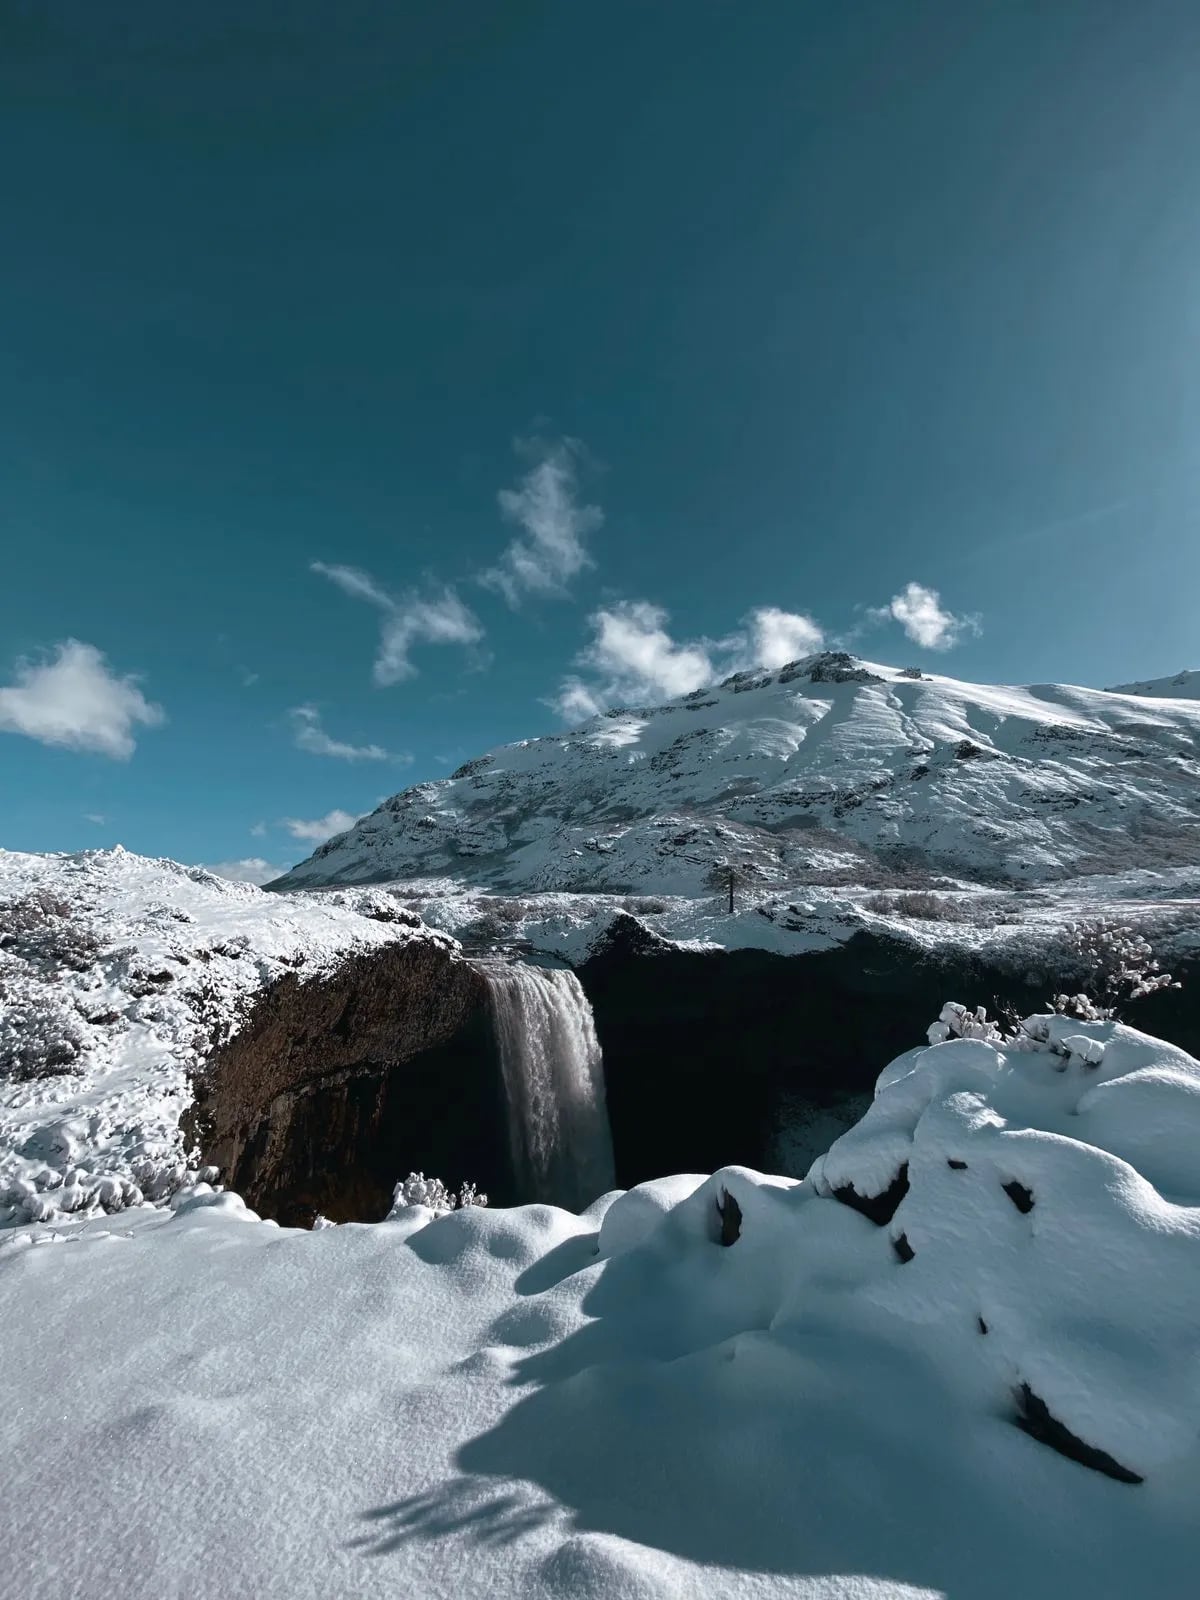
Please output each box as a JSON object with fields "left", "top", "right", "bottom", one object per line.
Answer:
{"left": 476, "top": 960, "right": 616, "bottom": 1211}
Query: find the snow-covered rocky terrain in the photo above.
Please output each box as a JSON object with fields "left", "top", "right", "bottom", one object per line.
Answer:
{"left": 4, "top": 1007, "right": 1200, "bottom": 1599}
{"left": 0, "top": 846, "right": 450, "bottom": 1229}
{"left": 274, "top": 655, "right": 1200, "bottom": 904}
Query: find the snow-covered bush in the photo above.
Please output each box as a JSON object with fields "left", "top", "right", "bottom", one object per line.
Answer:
{"left": 387, "top": 1172, "right": 489, "bottom": 1216}
{"left": 926, "top": 1001, "right": 1005, "bottom": 1045}
{"left": 1051, "top": 919, "right": 1180, "bottom": 1020}
{"left": 865, "top": 890, "right": 973, "bottom": 922}
{"left": 0, "top": 891, "right": 102, "bottom": 971}
{"left": 0, "top": 992, "right": 86, "bottom": 1079}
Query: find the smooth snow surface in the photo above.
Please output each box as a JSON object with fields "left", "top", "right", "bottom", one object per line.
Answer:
{"left": 0, "top": 847, "right": 451, "bottom": 1228}
{"left": 478, "top": 960, "right": 616, "bottom": 1210}
{"left": 275, "top": 654, "right": 1200, "bottom": 900}
{"left": 4, "top": 1013, "right": 1200, "bottom": 1599}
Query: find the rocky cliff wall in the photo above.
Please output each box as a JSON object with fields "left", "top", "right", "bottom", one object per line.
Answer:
{"left": 185, "top": 937, "right": 511, "bottom": 1225}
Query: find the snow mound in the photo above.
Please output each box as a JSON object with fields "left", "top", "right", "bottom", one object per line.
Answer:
{"left": 809, "top": 1010, "right": 1200, "bottom": 1480}
{"left": 0, "top": 846, "right": 448, "bottom": 1229}
{"left": 3, "top": 1014, "right": 1199, "bottom": 1598}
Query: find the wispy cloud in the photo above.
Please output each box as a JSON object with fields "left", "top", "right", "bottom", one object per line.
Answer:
{"left": 870, "top": 582, "right": 979, "bottom": 651}
{"left": 0, "top": 639, "right": 164, "bottom": 759}
{"left": 207, "top": 857, "right": 287, "bottom": 885}
{"left": 281, "top": 808, "right": 363, "bottom": 843}
{"left": 481, "top": 437, "right": 603, "bottom": 606}
{"left": 84, "top": 812, "right": 106, "bottom": 825}
{"left": 550, "top": 600, "right": 827, "bottom": 720}
{"left": 312, "top": 562, "right": 484, "bottom": 685}
{"left": 743, "top": 606, "right": 824, "bottom": 669}
{"left": 288, "top": 704, "right": 399, "bottom": 763}
{"left": 250, "top": 821, "right": 267, "bottom": 838}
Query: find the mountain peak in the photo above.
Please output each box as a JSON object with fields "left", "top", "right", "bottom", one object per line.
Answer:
{"left": 274, "top": 662, "right": 1200, "bottom": 896}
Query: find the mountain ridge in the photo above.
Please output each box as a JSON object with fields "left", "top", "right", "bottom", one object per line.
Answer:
{"left": 273, "top": 652, "right": 1200, "bottom": 897}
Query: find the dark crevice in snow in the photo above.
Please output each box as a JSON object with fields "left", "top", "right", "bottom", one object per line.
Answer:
{"left": 947, "top": 1158, "right": 967, "bottom": 1170}
{"left": 1013, "top": 1383, "right": 1144, "bottom": 1484}
{"left": 715, "top": 1187, "right": 742, "bottom": 1245}
{"left": 1002, "top": 1179, "right": 1035, "bottom": 1215}
{"left": 832, "top": 1163, "right": 910, "bottom": 1227}
{"left": 892, "top": 1231, "right": 915, "bottom": 1263}
{"left": 977, "top": 1316, "right": 988, "bottom": 1335}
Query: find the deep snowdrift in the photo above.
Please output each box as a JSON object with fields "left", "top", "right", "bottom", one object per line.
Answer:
{"left": 3, "top": 1011, "right": 1199, "bottom": 1599}
{"left": 274, "top": 653, "right": 1200, "bottom": 899}
{"left": 0, "top": 846, "right": 449, "bottom": 1228}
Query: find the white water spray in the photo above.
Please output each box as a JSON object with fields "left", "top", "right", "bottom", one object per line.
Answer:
{"left": 477, "top": 961, "right": 616, "bottom": 1210}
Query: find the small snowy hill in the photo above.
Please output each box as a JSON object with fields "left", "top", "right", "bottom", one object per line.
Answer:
{"left": 0, "top": 847, "right": 449, "bottom": 1229}
{"left": 4, "top": 1008, "right": 1200, "bottom": 1599}
{"left": 1109, "top": 668, "right": 1200, "bottom": 700}
{"left": 275, "top": 654, "right": 1200, "bottom": 897}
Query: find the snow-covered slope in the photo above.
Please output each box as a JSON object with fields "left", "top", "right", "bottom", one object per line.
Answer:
{"left": 4, "top": 1009, "right": 1199, "bottom": 1599}
{"left": 0, "top": 847, "right": 449, "bottom": 1229}
{"left": 275, "top": 654, "right": 1200, "bottom": 897}
{"left": 1109, "top": 668, "right": 1200, "bottom": 700}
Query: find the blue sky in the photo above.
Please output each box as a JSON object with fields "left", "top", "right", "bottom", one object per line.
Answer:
{"left": 2, "top": 1, "right": 1199, "bottom": 878}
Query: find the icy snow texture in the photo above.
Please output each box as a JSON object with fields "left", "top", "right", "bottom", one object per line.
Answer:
{"left": 275, "top": 655, "right": 1200, "bottom": 899}
{"left": 0, "top": 846, "right": 450, "bottom": 1229}
{"left": 3, "top": 1014, "right": 1199, "bottom": 1598}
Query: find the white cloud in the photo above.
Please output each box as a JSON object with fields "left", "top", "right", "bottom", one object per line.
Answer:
{"left": 281, "top": 809, "right": 363, "bottom": 843}
{"left": 250, "top": 821, "right": 267, "bottom": 838}
{"left": 745, "top": 606, "right": 824, "bottom": 668}
{"left": 0, "top": 639, "right": 165, "bottom": 759}
{"left": 876, "top": 582, "right": 978, "bottom": 651}
{"left": 550, "top": 598, "right": 828, "bottom": 722}
{"left": 84, "top": 812, "right": 106, "bottom": 825}
{"left": 581, "top": 600, "right": 714, "bottom": 702}
{"left": 481, "top": 438, "right": 603, "bottom": 606}
{"left": 312, "top": 563, "right": 484, "bottom": 685}
{"left": 551, "top": 676, "right": 607, "bottom": 723}
{"left": 288, "top": 704, "right": 397, "bottom": 762}
{"left": 206, "top": 858, "right": 286, "bottom": 885}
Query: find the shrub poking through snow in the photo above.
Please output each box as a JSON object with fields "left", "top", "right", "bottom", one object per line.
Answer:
{"left": 1051, "top": 919, "right": 1180, "bottom": 1021}
{"left": 0, "top": 891, "right": 103, "bottom": 971}
{"left": 866, "top": 890, "right": 972, "bottom": 922}
{"left": 0, "top": 994, "right": 86, "bottom": 1080}
{"left": 387, "top": 1173, "right": 489, "bottom": 1216}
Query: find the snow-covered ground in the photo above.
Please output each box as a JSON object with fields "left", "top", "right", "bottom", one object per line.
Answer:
{"left": 274, "top": 654, "right": 1200, "bottom": 901}
{"left": 0, "top": 846, "right": 450, "bottom": 1229}
{"left": 337, "top": 864, "right": 1200, "bottom": 967}
{"left": 4, "top": 1009, "right": 1199, "bottom": 1599}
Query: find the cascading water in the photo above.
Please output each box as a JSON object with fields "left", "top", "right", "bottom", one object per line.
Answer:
{"left": 476, "top": 960, "right": 616, "bottom": 1210}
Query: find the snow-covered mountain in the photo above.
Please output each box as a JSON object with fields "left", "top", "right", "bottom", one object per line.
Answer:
{"left": 0, "top": 846, "right": 448, "bottom": 1229}
{"left": 1109, "top": 668, "right": 1200, "bottom": 700}
{"left": 275, "top": 653, "right": 1200, "bottom": 896}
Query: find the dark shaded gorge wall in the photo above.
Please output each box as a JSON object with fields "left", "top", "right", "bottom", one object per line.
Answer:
{"left": 578, "top": 917, "right": 1200, "bottom": 1191}
{"left": 184, "top": 937, "right": 515, "bottom": 1226}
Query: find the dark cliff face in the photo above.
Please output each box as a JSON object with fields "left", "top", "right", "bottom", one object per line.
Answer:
{"left": 185, "top": 937, "right": 513, "bottom": 1226}
{"left": 183, "top": 910, "right": 1200, "bottom": 1227}
{"left": 578, "top": 916, "right": 1200, "bottom": 1191}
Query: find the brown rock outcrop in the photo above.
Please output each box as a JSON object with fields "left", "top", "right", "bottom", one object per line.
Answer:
{"left": 185, "top": 936, "right": 509, "bottom": 1226}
